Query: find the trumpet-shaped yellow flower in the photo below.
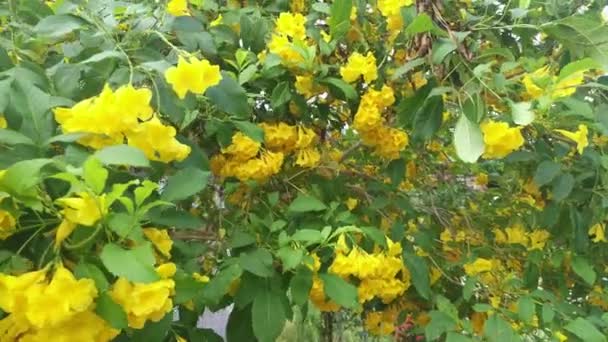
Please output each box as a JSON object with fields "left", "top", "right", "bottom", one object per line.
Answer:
{"left": 275, "top": 12, "right": 307, "bottom": 40}
{"left": 111, "top": 276, "right": 175, "bottom": 329}
{"left": 295, "top": 148, "right": 321, "bottom": 168}
{"left": 464, "top": 258, "right": 493, "bottom": 276}
{"left": 481, "top": 120, "right": 525, "bottom": 159}
{"left": 167, "top": 0, "right": 189, "bottom": 16}
{"left": 555, "top": 124, "right": 588, "bottom": 154}
{"left": 57, "top": 192, "right": 106, "bottom": 227}
{"left": 589, "top": 223, "right": 606, "bottom": 243}
{"left": 143, "top": 228, "right": 173, "bottom": 258}
{"left": 528, "top": 230, "right": 550, "bottom": 250}
{"left": 377, "top": 0, "right": 413, "bottom": 16}
{"left": 126, "top": 116, "right": 191, "bottom": 163}
{"left": 221, "top": 132, "right": 261, "bottom": 162}
{"left": 505, "top": 224, "right": 528, "bottom": 246}
{"left": 340, "top": 52, "right": 377, "bottom": 84}
{"left": 165, "top": 56, "right": 222, "bottom": 99}
{"left": 0, "top": 210, "right": 16, "bottom": 240}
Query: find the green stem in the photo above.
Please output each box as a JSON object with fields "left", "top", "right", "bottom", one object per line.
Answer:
{"left": 63, "top": 224, "right": 103, "bottom": 250}
{"left": 16, "top": 225, "right": 47, "bottom": 255}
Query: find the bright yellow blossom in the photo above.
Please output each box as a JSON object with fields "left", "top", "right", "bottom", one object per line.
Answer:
{"left": 167, "top": 0, "right": 190, "bottom": 16}
{"left": 126, "top": 116, "right": 191, "bottom": 163}
{"left": 589, "top": 223, "right": 606, "bottom": 243}
{"left": 143, "top": 228, "right": 173, "bottom": 258}
{"left": 340, "top": 52, "right": 377, "bottom": 84}
{"left": 481, "top": 120, "right": 525, "bottom": 159}
{"left": 165, "top": 56, "right": 222, "bottom": 99}
{"left": 505, "top": 224, "right": 528, "bottom": 246}
{"left": 555, "top": 124, "right": 588, "bottom": 154}
{"left": 222, "top": 132, "right": 261, "bottom": 161}
{"left": 528, "top": 230, "right": 550, "bottom": 250}
{"left": 0, "top": 115, "right": 6, "bottom": 128}
{"left": 464, "top": 258, "right": 493, "bottom": 276}
{"left": 0, "top": 209, "right": 16, "bottom": 240}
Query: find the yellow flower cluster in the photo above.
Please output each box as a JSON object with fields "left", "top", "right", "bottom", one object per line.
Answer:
{"left": 308, "top": 254, "right": 341, "bottom": 312}
{"left": 340, "top": 52, "right": 378, "bottom": 84}
{"left": 0, "top": 208, "right": 16, "bottom": 240}
{"left": 364, "top": 308, "right": 399, "bottom": 335}
{"left": 329, "top": 235, "right": 410, "bottom": 304}
{"left": 143, "top": 227, "right": 173, "bottom": 258}
{"left": 463, "top": 257, "right": 493, "bottom": 276}
{"left": 377, "top": 0, "right": 411, "bottom": 41}
{"left": 480, "top": 120, "right": 524, "bottom": 159}
{"left": 54, "top": 84, "right": 191, "bottom": 162}
{"left": 261, "top": 123, "right": 321, "bottom": 168}
{"left": 167, "top": 0, "right": 189, "bottom": 16}
{"left": 353, "top": 85, "right": 409, "bottom": 159}
{"left": 55, "top": 192, "right": 106, "bottom": 247}
{"left": 268, "top": 12, "right": 309, "bottom": 65}
{"left": 0, "top": 266, "right": 118, "bottom": 341}
{"left": 493, "top": 224, "right": 550, "bottom": 250}
{"left": 211, "top": 131, "right": 284, "bottom": 182}
{"left": 555, "top": 124, "right": 588, "bottom": 154}
{"left": 165, "top": 55, "right": 222, "bottom": 99}
{"left": 522, "top": 66, "right": 589, "bottom": 100}
{"left": 110, "top": 263, "right": 176, "bottom": 329}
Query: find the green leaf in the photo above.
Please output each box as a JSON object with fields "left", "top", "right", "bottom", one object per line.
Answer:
{"left": 230, "top": 231, "right": 256, "bottom": 249}
{"left": 95, "top": 145, "right": 150, "bottom": 167}
{"left": 80, "top": 51, "right": 125, "bottom": 64}
{"left": 207, "top": 72, "right": 250, "bottom": 118}
{"left": 34, "top": 14, "right": 86, "bottom": 39}
{"left": 557, "top": 58, "right": 599, "bottom": 82}
{"left": 161, "top": 167, "right": 210, "bottom": 202}
{"left": 510, "top": 101, "right": 534, "bottom": 126}
{"left": 446, "top": 332, "right": 473, "bottom": 342}
{"left": 425, "top": 311, "right": 457, "bottom": 340}
{"left": 517, "top": 296, "right": 535, "bottom": 323}
{"left": 0, "top": 158, "right": 53, "bottom": 195}
{"left": 432, "top": 39, "right": 457, "bottom": 64}
{"left": 413, "top": 95, "right": 444, "bottom": 141}
{"left": 83, "top": 157, "right": 108, "bottom": 194}
{"left": 277, "top": 246, "right": 304, "bottom": 270}
{"left": 227, "top": 305, "right": 255, "bottom": 342}
{"left": 405, "top": 13, "right": 434, "bottom": 36}
{"left": 45, "top": 133, "right": 86, "bottom": 144}
{"left": 100, "top": 243, "right": 160, "bottom": 283}
{"left": 74, "top": 262, "right": 109, "bottom": 292}
{"left": 542, "top": 303, "right": 555, "bottom": 323}
{"left": 552, "top": 173, "right": 574, "bottom": 202}
{"left": 564, "top": 318, "right": 606, "bottom": 342}
{"left": 290, "top": 229, "right": 325, "bottom": 245}
{"left": 107, "top": 213, "right": 140, "bottom": 240}
{"left": 454, "top": 115, "right": 484, "bottom": 163}
{"left": 463, "top": 277, "right": 476, "bottom": 301}
{"left": 95, "top": 292, "right": 128, "bottom": 329}
{"left": 403, "top": 252, "right": 431, "bottom": 299}
{"left": 0, "top": 129, "right": 35, "bottom": 145}
{"left": 462, "top": 93, "right": 485, "bottom": 123}
{"left": 533, "top": 161, "right": 561, "bottom": 186}
{"left": 390, "top": 58, "right": 426, "bottom": 81}
{"left": 147, "top": 207, "right": 204, "bottom": 229}
{"left": 436, "top": 295, "right": 459, "bottom": 321}
{"left": 321, "top": 77, "right": 357, "bottom": 101}
{"left": 252, "top": 288, "right": 287, "bottom": 342}
{"left": 233, "top": 120, "right": 264, "bottom": 142}
{"left": 174, "top": 272, "right": 205, "bottom": 304}
{"left": 133, "top": 180, "right": 158, "bottom": 207}
{"left": 320, "top": 273, "right": 358, "bottom": 308}
{"left": 360, "top": 226, "right": 387, "bottom": 247}
{"left": 288, "top": 194, "right": 327, "bottom": 213}
{"left": 10, "top": 80, "right": 54, "bottom": 145}
{"left": 571, "top": 256, "right": 596, "bottom": 285}
{"left": 290, "top": 265, "right": 313, "bottom": 306}
{"left": 239, "top": 249, "right": 275, "bottom": 277}
{"left": 386, "top": 158, "right": 406, "bottom": 186}
{"left": 483, "top": 315, "right": 521, "bottom": 342}
{"left": 329, "top": 0, "right": 352, "bottom": 40}
{"left": 202, "top": 264, "right": 242, "bottom": 305}
{"left": 270, "top": 81, "right": 291, "bottom": 108}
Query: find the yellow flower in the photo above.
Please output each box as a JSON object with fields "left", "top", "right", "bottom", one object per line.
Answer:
{"left": 320, "top": 31, "right": 331, "bottom": 43}
{"left": 24, "top": 265, "right": 98, "bottom": 329}
{"left": 0, "top": 269, "right": 46, "bottom": 313}
{"left": 156, "top": 263, "right": 177, "bottom": 279}
{"left": 475, "top": 173, "right": 489, "bottom": 186}
{"left": 259, "top": 122, "right": 297, "bottom": 152}
{"left": 464, "top": 258, "right": 493, "bottom": 276}
{"left": 177, "top": 336, "right": 188, "bottom": 342}
{"left": 295, "top": 126, "right": 317, "bottom": 149}
{"left": 340, "top": 52, "right": 377, "bottom": 84}
{"left": 345, "top": 198, "right": 358, "bottom": 211}
{"left": 54, "top": 219, "right": 77, "bottom": 247}
{"left": 481, "top": 120, "right": 525, "bottom": 159}
{"left": 210, "top": 14, "right": 223, "bottom": 27}
{"left": 554, "top": 331, "right": 568, "bottom": 342}
{"left": 589, "top": 223, "right": 606, "bottom": 243}
{"left": 110, "top": 276, "right": 175, "bottom": 329}
{"left": 143, "top": 228, "right": 173, "bottom": 258}
{"left": 377, "top": 0, "right": 413, "bottom": 16}
{"left": 275, "top": 12, "right": 307, "bottom": 40}
{"left": 193, "top": 273, "right": 210, "bottom": 283}
{"left": 295, "top": 148, "right": 321, "bottom": 168}
{"left": 221, "top": 132, "right": 261, "bottom": 161}
{"left": 126, "top": 116, "right": 191, "bottom": 163}
{"left": 505, "top": 224, "right": 528, "bottom": 246}
{"left": 0, "top": 115, "right": 7, "bottom": 128}
{"left": 522, "top": 66, "right": 550, "bottom": 100}
{"left": 555, "top": 124, "right": 588, "bottom": 154}
{"left": 0, "top": 210, "right": 16, "bottom": 240}
{"left": 57, "top": 192, "right": 106, "bottom": 226}
{"left": 528, "top": 230, "right": 550, "bottom": 250}
{"left": 167, "top": 0, "right": 190, "bottom": 16}
{"left": 165, "top": 56, "right": 222, "bottom": 99}
{"left": 295, "top": 75, "right": 317, "bottom": 98}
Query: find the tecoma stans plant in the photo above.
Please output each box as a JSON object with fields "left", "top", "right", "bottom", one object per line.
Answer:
{"left": 1, "top": 0, "right": 608, "bottom": 341}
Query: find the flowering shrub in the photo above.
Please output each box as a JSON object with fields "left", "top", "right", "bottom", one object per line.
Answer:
{"left": 1, "top": 0, "right": 608, "bottom": 341}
